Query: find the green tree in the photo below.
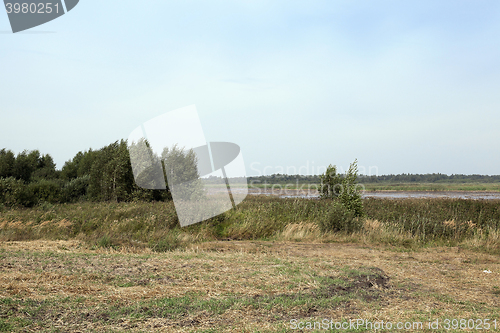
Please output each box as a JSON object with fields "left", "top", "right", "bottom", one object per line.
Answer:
{"left": 0, "top": 149, "right": 15, "bottom": 178}
{"left": 32, "top": 154, "right": 58, "bottom": 180}
{"left": 128, "top": 138, "right": 165, "bottom": 190}
{"left": 128, "top": 139, "right": 172, "bottom": 202}
{"left": 77, "top": 150, "right": 98, "bottom": 178}
{"left": 88, "top": 140, "right": 135, "bottom": 202}
{"left": 319, "top": 159, "right": 364, "bottom": 217}
{"left": 61, "top": 175, "right": 90, "bottom": 202}
{"left": 61, "top": 156, "right": 79, "bottom": 181}
{"left": 13, "top": 150, "right": 37, "bottom": 182}
{"left": 161, "top": 145, "right": 204, "bottom": 201}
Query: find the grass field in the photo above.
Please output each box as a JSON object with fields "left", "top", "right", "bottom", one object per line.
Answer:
{"left": 0, "top": 240, "right": 499, "bottom": 332}
{"left": 1, "top": 196, "right": 500, "bottom": 331}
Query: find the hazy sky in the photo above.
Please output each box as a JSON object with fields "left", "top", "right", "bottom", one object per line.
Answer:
{"left": 2, "top": 1, "right": 500, "bottom": 176}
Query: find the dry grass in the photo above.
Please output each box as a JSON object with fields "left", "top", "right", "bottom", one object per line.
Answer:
{"left": 277, "top": 222, "right": 322, "bottom": 242}
{"left": 1, "top": 239, "right": 499, "bottom": 332}
{"left": 1, "top": 198, "right": 500, "bottom": 331}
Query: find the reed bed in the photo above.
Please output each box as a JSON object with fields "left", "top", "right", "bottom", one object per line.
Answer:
{"left": 0, "top": 196, "right": 499, "bottom": 254}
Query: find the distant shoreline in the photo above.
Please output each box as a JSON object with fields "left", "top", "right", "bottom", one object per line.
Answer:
{"left": 240, "top": 188, "right": 500, "bottom": 200}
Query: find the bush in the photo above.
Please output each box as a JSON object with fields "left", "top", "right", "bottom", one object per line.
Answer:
{"left": 318, "top": 201, "right": 363, "bottom": 233}
{"left": 62, "top": 175, "right": 90, "bottom": 202}
{"left": 29, "top": 179, "right": 64, "bottom": 204}
{"left": 319, "top": 159, "right": 364, "bottom": 217}
{"left": 0, "top": 177, "right": 37, "bottom": 207}
{"left": 0, "top": 177, "right": 16, "bottom": 205}
{"left": 0, "top": 178, "right": 66, "bottom": 207}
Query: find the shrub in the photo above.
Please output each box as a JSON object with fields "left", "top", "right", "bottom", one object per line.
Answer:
{"left": 0, "top": 177, "right": 36, "bottom": 207}
{"left": 29, "top": 179, "right": 64, "bottom": 204}
{"left": 62, "top": 175, "right": 90, "bottom": 202}
{"left": 0, "top": 177, "right": 64, "bottom": 207}
{"left": 318, "top": 201, "right": 363, "bottom": 233}
{"left": 319, "top": 159, "right": 364, "bottom": 217}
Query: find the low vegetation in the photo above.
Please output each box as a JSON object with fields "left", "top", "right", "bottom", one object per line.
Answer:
{"left": 0, "top": 196, "right": 499, "bottom": 255}
{"left": 2, "top": 144, "right": 500, "bottom": 331}
{"left": 0, "top": 239, "right": 498, "bottom": 332}
{"left": 1, "top": 194, "right": 499, "bottom": 332}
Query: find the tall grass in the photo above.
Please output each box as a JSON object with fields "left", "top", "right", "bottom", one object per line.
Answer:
{"left": 0, "top": 196, "right": 499, "bottom": 254}
{"left": 364, "top": 198, "right": 500, "bottom": 231}
{"left": 0, "top": 201, "right": 179, "bottom": 249}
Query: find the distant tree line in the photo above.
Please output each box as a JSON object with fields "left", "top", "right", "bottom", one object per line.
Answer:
{"left": 248, "top": 173, "right": 500, "bottom": 184}
{"left": 0, "top": 140, "right": 169, "bottom": 208}
{"left": 2, "top": 139, "right": 499, "bottom": 209}
{"left": 248, "top": 174, "right": 320, "bottom": 185}
{"left": 359, "top": 173, "right": 500, "bottom": 183}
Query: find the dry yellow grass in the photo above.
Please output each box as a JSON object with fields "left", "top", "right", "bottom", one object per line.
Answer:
{"left": 277, "top": 222, "right": 322, "bottom": 242}
{"left": 1, "top": 239, "right": 499, "bottom": 332}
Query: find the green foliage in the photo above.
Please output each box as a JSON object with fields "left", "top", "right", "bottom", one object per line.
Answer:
{"left": 0, "top": 148, "right": 58, "bottom": 184}
{"left": 0, "top": 176, "right": 89, "bottom": 207}
{"left": 0, "top": 318, "right": 13, "bottom": 332}
{"left": 0, "top": 148, "right": 15, "bottom": 178}
{"left": 128, "top": 139, "right": 202, "bottom": 201}
{"left": 0, "top": 177, "right": 37, "bottom": 207}
{"left": 161, "top": 144, "right": 204, "bottom": 201}
{"left": 12, "top": 150, "right": 36, "bottom": 182}
{"left": 0, "top": 139, "right": 176, "bottom": 208}
{"left": 247, "top": 172, "right": 500, "bottom": 187}
{"left": 62, "top": 175, "right": 90, "bottom": 202}
{"left": 318, "top": 201, "right": 363, "bottom": 233}
{"left": 88, "top": 140, "right": 136, "bottom": 202}
{"left": 28, "top": 179, "right": 63, "bottom": 204}
{"left": 131, "top": 188, "right": 171, "bottom": 202}
{"left": 31, "top": 154, "right": 59, "bottom": 180}
{"left": 319, "top": 159, "right": 364, "bottom": 218}
{"left": 60, "top": 158, "right": 78, "bottom": 181}
{"left": 360, "top": 173, "right": 500, "bottom": 184}
{"left": 319, "top": 164, "right": 343, "bottom": 198}
{"left": 128, "top": 138, "right": 165, "bottom": 190}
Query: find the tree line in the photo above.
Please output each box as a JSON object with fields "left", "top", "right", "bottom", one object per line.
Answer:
{"left": 0, "top": 140, "right": 170, "bottom": 208}
{"left": 2, "top": 140, "right": 499, "bottom": 208}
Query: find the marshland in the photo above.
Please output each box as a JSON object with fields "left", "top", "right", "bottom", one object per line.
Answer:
{"left": 1, "top": 146, "right": 500, "bottom": 332}
{"left": 1, "top": 195, "right": 500, "bottom": 332}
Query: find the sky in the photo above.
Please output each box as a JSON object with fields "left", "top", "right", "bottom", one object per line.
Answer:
{"left": 1, "top": 0, "right": 500, "bottom": 176}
